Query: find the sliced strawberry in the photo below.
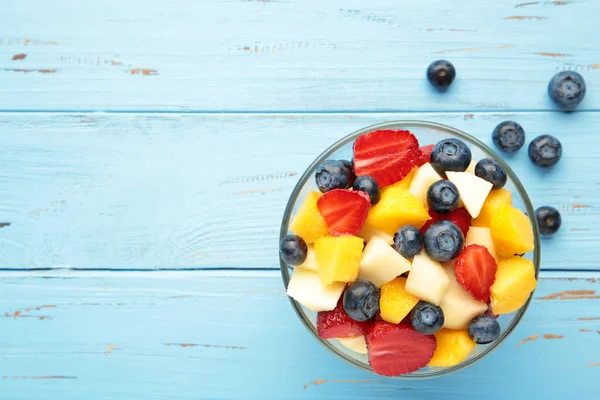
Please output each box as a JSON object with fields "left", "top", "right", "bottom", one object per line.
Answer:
{"left": 454, "top": 245, "right": 498, "bottom": 302}
{"left": 420, "top": 207, "right": 471, "bottom": 237}
{"left": 366, "top": 321, "right": 436, "bottom": 377}
{"left": 317, "top": 300, "right": 371, "bottom": 339}
{"left": 416, "top": 144, "right": 435, "bottom": 167}
{"left": 317, "top": 189, "right": 370, "bottom": 236}
{"left": 353, "top": 129, "right": 420, "bottom": 187}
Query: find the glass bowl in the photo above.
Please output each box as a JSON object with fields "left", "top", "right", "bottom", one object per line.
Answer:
{"left": 279, "top": 120, "right": 541, "bottom": 379}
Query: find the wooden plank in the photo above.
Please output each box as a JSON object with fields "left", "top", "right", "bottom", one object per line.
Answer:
{"left": 0, "top": 111, "right": 598, "bottom": 270}
{"left": 0, "top": 0, "right": 599, "bottom": 111}
{"left": 0, "top": 270, "right": 598, "bottom": 399}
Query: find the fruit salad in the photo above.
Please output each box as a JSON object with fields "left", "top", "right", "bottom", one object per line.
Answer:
{"left": 281, "top": 128, "right": 537, "bottom": 377}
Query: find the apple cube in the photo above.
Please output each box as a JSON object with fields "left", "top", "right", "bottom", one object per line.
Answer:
{"left": 465, "top": 226, "right": 497, "bottom": 261}
{"left": 357, "top": 222, "right": 394, "bottom": 245}
{"left": 439, "top": 262, "right": 488, "bottom": 329}
{"left": 408, "top": 163, "right": 443, "bottom": 205}
{"left": 405, "top": 253, "right": 450, "bottom": 305}
{"left": 337, "top": 336, "right": 367, "bottom": 354}
{"left": 447, "top": 172, "right": 493, "bottom": 218}
{"left": 286, "top": 267, "right": 345, "bottom": 312}
{"left": 358, "top": 236, "right": 411, "bottom": 287}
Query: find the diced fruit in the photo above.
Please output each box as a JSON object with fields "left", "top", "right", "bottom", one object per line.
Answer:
{"left": 380, "top": 277, "right": 420, "bottom": 324}
{"left": 353, "top": 176, "right": 381, "bottom": 205}
{"left": 490, "top": 256, "right": 537, "bottom": 314}
{"left": 315, "top": 160, "right": 350, "bottom": 193}
{"left": 290, "top": 191, "right": 328, "bottom": 244}
{"left": 528, "top": 135, "right": 562, "bottom": 168}
{"left": 408, "top": 163, "right": 442, "bottom": 205}
{"left": 298, "top": 244, "right": 318, "bottom": 272}
{"left": 454, "top": 245, "right": 497, "bottom": 302}
{"left": 366, "top": 187, "right": 430, "bottom": 235}
{"left": 427, "top": 60, "right": 456, "bottom": 90}
{"left": 416, "top": 144, "right": 435, "bottom": 167}
{"left": 492, "top": 121, "right": 525, "bottom": 153}
{"left": 317, "top": 300, "right": 370, "bottom": 339}
{"left": 421, "top": 208, "right": 471, "bottom": 238}
{"left": 411, "top": 301, "right": 445, "bottom": 335}
{"left": 287, "top": 267, "right": 345, "bottom": 312}
{"left": 317, "top": 189, "right": 370, "bottom": 236}
{"left": 427, "top": 180, "right": 460, "bottom": 214}
{"left": 446, "top": 172, "right": 493, "bottom": 218}
{"left": 357, "top": 222, "right": 394, "bottom": 245}
{"left": 472, "top": 188, "right": 512, "bottom": 228}
{"left": 343, "top": 280, "right": 380, "bottom": 321}
{"left": 279, "top": 235, "right": 308, "bottom": 266}
{"left": 423, "top": 220, "right": 464, "bottom": 262}
{"left": 440, "top": 262, "right": 488, "bottom": 330}
{"left": 430, "top": 138, "right": 472, "bottom": 177}
{"left": 490, "top": 204, "right": 534, "bottom": 257}
{"left": 359, "top": 236, "right": 411, "bottom": 288}
{"left": 475, "top": 158, "right": 507, "bottom": 190}
{"left": 405, "top": 253, "right": 450, "bottom": 306}
{"left": 465, "top": 227, "right": 497, "bottom": 261}
{"left": 393, "top": 225, "right": 424, "bottom": 259}
{"left": 468, "top": 315, "right": 501, "bottom": 344}
{"left": 428, "top": 329, "right": 476, "bottom": 367}
{"left": 366, "top": 321, "right": 437, "bottom": 376}
{"left": 337, "top": 336, "right": 368, "bottom": 354}
{"left": 548, "top": 71, "right": 586, "bottom": 109}
{"left": 315, "top": 235, "right": 364, "bottom": 286}
{"left": 353, "top": 129, "right": 421, "bottom": 187}
{"left": 466, "top": 159, "right": 476, "bottom": 174}
{"left": 536, "top": 206, "right": 561, "bottom": 235}
{"left": 387, "top": 167, "right": 417, "bottom": 190}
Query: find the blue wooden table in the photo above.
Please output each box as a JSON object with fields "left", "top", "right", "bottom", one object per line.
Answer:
{"left": 1, "top": 1, "right": 599, "bottom": 399}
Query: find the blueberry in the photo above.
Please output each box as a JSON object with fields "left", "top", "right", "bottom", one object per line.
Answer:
{"left": 393, "top": 225, "right": 423, "bottom": 259}
{"left": 427, "top": 180, "right": 460, "bottom": 214}
{"left": 426, "top": 60, "right": 456, "bottom": 90}
{"left": 492, "top": 121, "right": 525, "bottom": 152}
{"left": 279, "top": 235, "right": 307, "bottom": 266}
{"left": 339, "top": 159, "right": 356, "bottom": 187}
{"left": 528, "top": 135, "right": 562, "bottom": 167}
{"left": 411, "top": 301, "right": 445, "bottom": 335}
{"left": 353, "top": 176, "right": 380, "bottom": 205}
{"left": 536, "top": 206, "right": 561, "bottom": 235}
{"left": 430, "top": 138, "right": 472, "bottom": 177}
{"left": 423, "top": 220, "right": 464, "bottom": 262}
{"left": 315, "top": 160, "right": 349, "bottom": 193}
{"left": 548, "top": 71, "right": 586, "bottom": 109}
{"left": 468, "top": 315, "right": 501, "bottom": 345}
{"left": 343, "top": 280, "right": 380, "bottom": 322}
{"left": 474, "top": 158, "right": 508, "bottom": 189}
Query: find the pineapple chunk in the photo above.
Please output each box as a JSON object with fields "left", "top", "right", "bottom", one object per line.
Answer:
{"left": 379, "top": 277, "right": 420, "bottom": 324}
{"left": 315, "top": 235, "right": 364, "bottom": 286}
{"left": 286, "top": 267, "right": 345, "bottom": 312}
{"left": 357, "top": 222, "right": 394, "bottom": 245}
{"left": 297, "top": 245, "right": 318, "bottom": 272}
{"left": 359, "top": 236, "right": 411, "bottom": 287}
{"left": 290, "top": 191, "right": 328, "bottom": 244}
{"left": 472, "top": 188, "right": 512, "bottom": 227}
{"left": 385, "top": 167, "right": 418, "bottom": 190}
{"left": 490, "top": 204, "right": 534, "bottom": 257}
{"left": 366, "top": 187, "right": 430, "bottom": 235}
{"left": 491, "top": 256, "right": 537, "bottom": 314}
{"left": 466, "top": 159, "right": 477, "bottom": 174}
{"left": 337, "top": 336, "right": 367, "bottom": 354}
{"left": 447, "top": 172, "right": 493, "bottom": 218}
{"left": 465, "top": 227, "right": 498, "bottom": 261}
{"left": 428, "top": 329, "right": 476, "bottom": 367}
{"left": 440, "top": 262, "right": 488, "bottom": 329}
{"left": 408, "top": 163, "right": 442, "bottom": 205}
{"left": 405, "top": 253, "right": 450, "bottom": 306}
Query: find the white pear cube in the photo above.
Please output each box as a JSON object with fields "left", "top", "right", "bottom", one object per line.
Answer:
{"left": 357, "top": 222, "right": 394, "bottom": 245}
{"left": 405, "top": 253, "right": 450, "bottom": 305}
{"left": 286, "top": 267, "right": 345, "bottom": 312}
{"left": 447, "top": 171, "right": 493, "bottom": 218}
{"left": 408, "top": 163, "right": 443, "bottom": 205}
{"left": 298, "top": 245, "right": 318, "bottom": 272}
{"left": 337, "top": 336, "right": 367, "bottom": 354}
{"left": 465, "top": 227, "right": 498, "bottom": 261}
{"left": 440, "top": 262, "right": 488, "bottom": 329}
{"left": 358, "top": 236, "right": 411, "bottom": 287}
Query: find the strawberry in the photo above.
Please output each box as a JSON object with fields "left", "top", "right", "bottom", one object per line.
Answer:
{"left": 420, "top": 207, "right": 471, "bottom": 237}
{"left": 416, "top": 144, "right": 435, "bottom": 167}
{"left": 317, "top": 300, "right": 370, "bottom": 339}
{"left": 317, "top": 189, "right": 370, "bottom": 236}
{"left": 366, "top": 321, "right": 436, "bottom": 377}
{"left": 454, "top": 245, "right": 498, "bottom": 302}
{"left": 353, "top": 130, "right": 420, "bottom": 187}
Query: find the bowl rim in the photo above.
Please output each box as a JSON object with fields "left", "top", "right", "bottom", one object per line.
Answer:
{"left": 279, "top": 120, "right": 541, "bottom": 380}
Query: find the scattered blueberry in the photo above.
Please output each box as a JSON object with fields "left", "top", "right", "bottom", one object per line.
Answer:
{"left": 548, "top": 71, "right": 586, "bottom": 109}
{"left": 492, "top": 121, "right": 525, "bottom": 152}
{"left": 427, "top": 180, "right": 460, "bottom": 214}
{"left": 426, "top": 60, "right": 456, "bottom": 90}
{"left": 315, "top": 160, "right": 349, "bottom": 193}
{"left": 353, "top": 176, "right": 380, "bottom": 205}
{"left": 279, "top": 235, "right": 308, "bottom": 266}
{"left": 411, "top": 301, "right": 445, "bottom": 335}
{"left": 424, "top": 220, "right": 464, "bottom": 262}
{"left": 536, "top": 206, "right": 561, "bottom": 235}
{"left": 393, "top": 225, "right": 424, "bottom": 259}
{"left": 430, "top": 138, "right": 472, "bottom": 177}
{"left": 468, "top": 315, "right": 501, "bottom": 345}
{"left": 474, "top": 158, "right": 508, "bottom": 189}
{"left": 528, "top": 135, "right": 562, "bottom": 167}
{"left": 343, "top": 280, "right": 380, "bottom": 322}
{"left": 339, "top": 159, "right": 356, "bottom": 187}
